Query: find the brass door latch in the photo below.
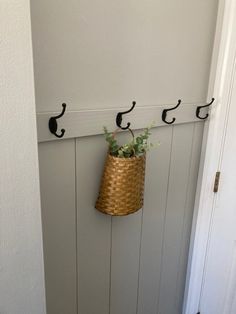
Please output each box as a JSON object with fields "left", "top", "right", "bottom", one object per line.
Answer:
{"left": 214, "top": 171, "right": 221, "bottom": 193}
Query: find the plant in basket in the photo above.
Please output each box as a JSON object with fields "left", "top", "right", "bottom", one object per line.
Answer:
{"left": 95, "top": 124, "right": 154, "bottom": 216}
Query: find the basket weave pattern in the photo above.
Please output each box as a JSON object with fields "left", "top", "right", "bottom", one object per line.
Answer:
{"left": 95, "top": 153, "right": 146, "bottom": 216}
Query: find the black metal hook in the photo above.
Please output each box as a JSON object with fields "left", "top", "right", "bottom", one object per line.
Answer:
{"left": 162, "top": 99, "right": 181, "bottom": 124}
{"left": 49, "top": 103, "right": 66, "bottom": 138}
{"left": 196, "top": 98, "right": 215, "bottom": 120}
{"left": 116, "top": 101, "right": 136, "bottom": 130}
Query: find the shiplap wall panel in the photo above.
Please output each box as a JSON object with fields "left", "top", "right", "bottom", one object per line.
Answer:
{"left": 110, "top": 212, "right": 142, "bottom": 314}
{"left": 76, "top": 136, "right": 111, "bottom": 314}
{"left": 38, "top": 123, "right": 205, "bottom": 314}
{"left": 175, "top": 122, "right": 204, "bottom": 311}
{"left": 157, "top": 123, "right": 196, "bottom": 314}
{"left": 137, "top": 126, "right": 173, "bottom": 314}
{"left": 38, "top": 140, "right": 77, "bottom": 314}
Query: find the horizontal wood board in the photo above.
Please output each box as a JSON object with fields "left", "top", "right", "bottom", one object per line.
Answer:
{"left": 37, "top": 104, "right": 208, "bottom": 143}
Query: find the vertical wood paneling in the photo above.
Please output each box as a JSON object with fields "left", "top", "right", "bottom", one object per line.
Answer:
{"left": 157, "top": 123, "right": 195, "bottom": 314}
{"left": 38, "top": 140, "right": 77, "bottom": 314}
{"left": 76, "top": 136, "right": 111, "bottom": 314}
{"left": 175, "top": 122, "right": 204, "bottom": 311}
{"left": 39, "top": 123, "right": 203, "bottom": 314}
{"left": 137, "top": 126, "right": 173, "bottom": 314}
{"left": 110, "top": 211, "right": 143, "bottom": 314}
{"left": 39, "top": 124, "right": 204, "bottom": 314}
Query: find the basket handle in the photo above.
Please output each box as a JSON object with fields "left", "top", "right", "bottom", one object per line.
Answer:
{"left": 111, "top": 128, "right": 135, "bottom": 156}
{"left": 112, "top": 127, "right": 134, "bottom": 141}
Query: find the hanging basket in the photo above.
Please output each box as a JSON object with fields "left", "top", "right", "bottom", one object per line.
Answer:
{"left": 95, "top": 153, "right": 146, "bottom": 216}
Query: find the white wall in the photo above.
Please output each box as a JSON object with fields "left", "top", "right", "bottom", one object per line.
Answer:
{"left": 0, "top": 1, "right": 46, "bottom": 313}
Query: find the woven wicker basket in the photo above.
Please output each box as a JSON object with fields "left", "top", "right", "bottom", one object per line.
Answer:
{"left": 95, "top": 153, "right": 146, "bottom": 216}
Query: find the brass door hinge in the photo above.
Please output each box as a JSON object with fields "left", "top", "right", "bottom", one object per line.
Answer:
{"left": 214, "top": 171, "right": 221, "bottom": 193}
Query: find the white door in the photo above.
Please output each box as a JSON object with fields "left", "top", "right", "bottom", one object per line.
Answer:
{"left": 184, "top": 1, "right": 236, "bottom": 313}
{"left": 30, "top": 1, "right": 219, "bottom": 313}
{"left": 200, "top": 77, "right": 236, "bottom": 314}
{"left": 198, "top": 7, "right": 236, "bottom": 312}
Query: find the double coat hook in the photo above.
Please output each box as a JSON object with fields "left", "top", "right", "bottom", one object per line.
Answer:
{"left": 196, "top": 98, "right": 215, "bottom": 120}
{"left": 49, "top": 103, "right": 66, "bottom": 138}
{"left": 116, "top": 101, "right": 136, "bottom": 130}
{"left": 47, "top": 98, "right": 215, "bottom": 139}
{"left": 162, "top": 99, "right": 181, "bottom": 124}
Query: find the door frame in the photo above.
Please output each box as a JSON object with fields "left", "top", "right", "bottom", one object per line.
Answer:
{"left": 183, "top": 0, "right": 236, "bottom": 313}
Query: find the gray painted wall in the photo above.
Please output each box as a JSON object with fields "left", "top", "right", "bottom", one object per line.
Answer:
{"left": 31, "top": 0, "right": 219, "bottom": 313}
{"left": 38, "top": 122, "right": 204, "bottom": 314}
{"left": 31, "top": 0, "right": 218, "bottom": 112}
{"left": 0, "top": 1, "right": 46, "bottom": 313}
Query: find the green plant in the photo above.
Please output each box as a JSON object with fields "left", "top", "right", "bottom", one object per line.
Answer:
{"left": 103, "top": 124, "right": 154, "bottom": 158}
